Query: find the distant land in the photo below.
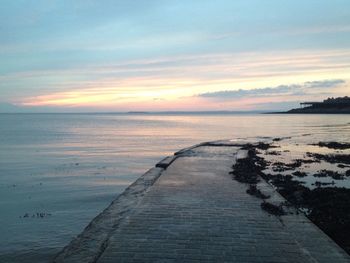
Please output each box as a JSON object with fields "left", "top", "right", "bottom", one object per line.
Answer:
{"left": 126, "top": 110, "right": 267, "bottom": 115}
{"left": 0, "top": 110, "right": 268, "bottom": 115}
{"left": 272, "top": 96, "right": 350, "bottom": 114}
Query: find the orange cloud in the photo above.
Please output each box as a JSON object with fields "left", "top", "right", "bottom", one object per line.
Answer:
{"left": 15, "top": 49, "right": 350, "bottom": 110}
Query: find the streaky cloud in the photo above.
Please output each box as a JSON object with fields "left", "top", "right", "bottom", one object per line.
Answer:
{"left": 305, "top": 79, "right": 345, "bottom": 88}
{"left": 197, "top": 79, "right": 346, "bottom": 99}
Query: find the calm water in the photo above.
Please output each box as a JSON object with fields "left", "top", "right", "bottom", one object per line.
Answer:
{"left": 1, "top": 113, "right": 350, "bottom": 262}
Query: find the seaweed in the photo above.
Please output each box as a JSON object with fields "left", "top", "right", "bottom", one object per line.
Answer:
{"left": 260, "top": 201, "right": 286, "bottom": 216}
{"left": 306, "top": 152, "right": 350, "bottom": 165}
{"left": 312, "top": 141, "right": 350, "bottom": 150}
{"left": 292, "top": 171, "right": 308, "bottom": 177}
{"left": 313, "top": 170, "right": 344, "bottom": 180}
{"left": 246, "top": 184, "right": 270, "bottom": 199}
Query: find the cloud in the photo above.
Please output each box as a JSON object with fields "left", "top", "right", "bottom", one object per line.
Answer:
{"left": 2, "top": 49, "right": 350, "bottom": 106}
{"left": 198, "top": 79, "right": 345, "bottom": 99}
{"left": 304, "top": 79, "right": 345, "bottom": 89}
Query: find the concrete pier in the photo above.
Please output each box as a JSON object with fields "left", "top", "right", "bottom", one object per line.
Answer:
{"left": 55, "top": 141, "right": 350, "bottom": 262}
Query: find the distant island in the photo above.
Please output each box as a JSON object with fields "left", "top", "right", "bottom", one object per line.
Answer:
{"left": 284, "top": 96, "right": 350, "bottom": 114}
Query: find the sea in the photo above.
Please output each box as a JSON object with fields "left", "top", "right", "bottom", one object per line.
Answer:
{"left": 1, "top": 113, "right": 350, "bottom": 262}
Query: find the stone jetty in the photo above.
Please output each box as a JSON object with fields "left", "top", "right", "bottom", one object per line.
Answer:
{"left": 54, "top": 141, "right": 350, "bottom": 263}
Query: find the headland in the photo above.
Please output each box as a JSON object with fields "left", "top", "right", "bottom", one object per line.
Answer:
{"left": 284, "top": 96, "right": 350, "bottom": 114}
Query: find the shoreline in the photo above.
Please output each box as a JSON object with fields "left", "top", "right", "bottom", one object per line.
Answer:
{"left": 265, "top": 111, "right": 350, "bottom": 114}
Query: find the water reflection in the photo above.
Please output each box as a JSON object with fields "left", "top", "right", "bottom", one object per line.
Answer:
{"left": 0, "top": 113, "right": 350, "bottom": 261}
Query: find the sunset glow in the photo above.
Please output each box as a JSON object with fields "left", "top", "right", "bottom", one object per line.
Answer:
{"left": 1, "top": 1, "right": 350, "bottom": 112}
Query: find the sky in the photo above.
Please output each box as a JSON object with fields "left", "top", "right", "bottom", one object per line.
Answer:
{"left": 0, "top": 0, "right": 349, "bottom": 112}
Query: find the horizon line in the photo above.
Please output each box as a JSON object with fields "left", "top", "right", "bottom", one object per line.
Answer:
{"left": 0, "top": 110, "right": 273, "bottom": 115}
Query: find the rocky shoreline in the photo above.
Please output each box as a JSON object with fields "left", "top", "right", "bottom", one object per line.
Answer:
{"left": 233, "top": 140, "right": 350, "bottom": 254}
{"left": 282, "top": 96, "right": 350, "bottom": 114}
